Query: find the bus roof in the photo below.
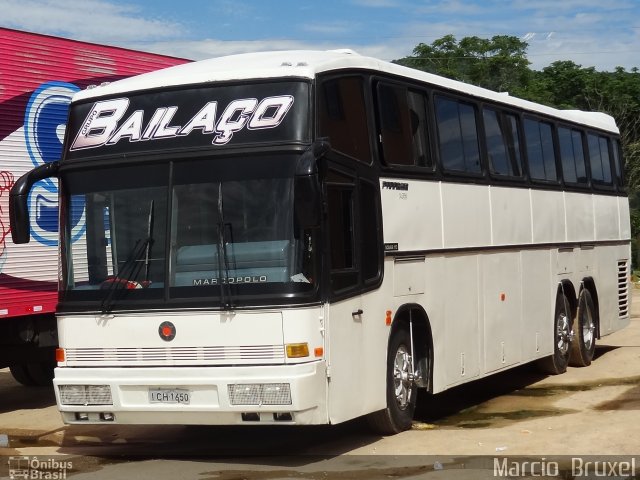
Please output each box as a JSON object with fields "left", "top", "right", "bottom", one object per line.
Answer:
{"left": 73, "top": 49, "right": 619, "bottom": 134}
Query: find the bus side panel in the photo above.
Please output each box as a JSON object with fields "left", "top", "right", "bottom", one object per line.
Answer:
{"left": 441, "top": 183, "right": 491, "bottom": 248}
{"left": 520, "top": 249, "right": 554, "bottom": 361}
{"left": 530, "top": 190, "right": 565, "bottom": 244}
{"left": 441, "top": 254, "right": 481, "bottom": 388}
{"left": 618, "top": 197, "right": 631, "bottom": 240}
{"left": 380, "top": 179, "right": 442, "bottom": 251}
{"left": 481, "top": 251, "right": 522, "bottom": 373}
{"left": 489, "top": 187, "right": 532, "bottom": 245}
{"left": 594, "top": 195, "right": 621, "bottom": 241}
{"left": 565, "top": 192, "right": 595, "bottom": 242}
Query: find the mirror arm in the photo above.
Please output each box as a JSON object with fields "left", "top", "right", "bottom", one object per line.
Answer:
{"left": 9, "top": 161, "right": 60, "bottom": 244}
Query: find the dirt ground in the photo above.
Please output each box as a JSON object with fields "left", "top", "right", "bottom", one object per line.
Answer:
{"left": 1, "top": 290, "right": 639, "bottom": 478}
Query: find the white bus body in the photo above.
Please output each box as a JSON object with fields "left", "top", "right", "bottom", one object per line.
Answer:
{"left": 11, "top": 50, "right": 628, "bottom": 432}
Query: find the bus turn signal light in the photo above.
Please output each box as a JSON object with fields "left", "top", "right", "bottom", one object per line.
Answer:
{"left": 286, "top": 343, "right": 309, "bottom": 358}
{"left": 56, "top": 348, "right": 65, "bottom": 362}
{"left": 385, "top": 310, "right": 393, "bottom": 326}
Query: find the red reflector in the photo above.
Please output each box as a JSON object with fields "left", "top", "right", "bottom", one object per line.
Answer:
{"left": 158, "top": 321, "right": 176, "bottom": 341}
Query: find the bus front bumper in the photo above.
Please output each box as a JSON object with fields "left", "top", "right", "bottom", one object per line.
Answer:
{"left": 53, "top": 361, "right": 327, "bottom": 425}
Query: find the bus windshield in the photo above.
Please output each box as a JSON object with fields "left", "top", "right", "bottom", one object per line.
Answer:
{"left": 60, "top": 154, "right": 318, "bottom": 310}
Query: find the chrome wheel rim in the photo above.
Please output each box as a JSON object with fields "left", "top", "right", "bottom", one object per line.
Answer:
{"left": 580, "top": 307, "right": 595, "bottom": 350}
{"left": 393, "top": 345, "right": 413, "bottom": 410}
{"left": 557, "top": 313, "right": 571, "bottom": 355}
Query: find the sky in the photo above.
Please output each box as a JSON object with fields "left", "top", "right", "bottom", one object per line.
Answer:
{"left": 0, "top": 0, "right": 639, "bottom": 71}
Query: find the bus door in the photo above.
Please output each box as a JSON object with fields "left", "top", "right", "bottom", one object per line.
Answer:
{"left": 323, "top": 162, "right": 384, "bottom": 423}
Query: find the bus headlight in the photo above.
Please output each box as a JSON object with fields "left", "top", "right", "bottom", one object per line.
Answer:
{"left": 228, "top": 383, "right": 291, "bottom": 405}
{"left": 59, "top": 385, "right": 113, "bottom": 405}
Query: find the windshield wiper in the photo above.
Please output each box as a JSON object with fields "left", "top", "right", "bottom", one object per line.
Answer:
{"left": 100, "top": 200, "right": 155, "bottom": 313}
{"left": 216, "top": 184, "right": 234, "bottom": 310}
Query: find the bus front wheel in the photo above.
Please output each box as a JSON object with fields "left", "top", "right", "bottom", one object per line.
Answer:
{"left": 537, "top": 292, "right": 572, "bottom": 375}
{"left": 569, "top": 289, "right": 596, "bottom": 367}
{"left": 366, "top": 327, "right": 417, "bottom": 435}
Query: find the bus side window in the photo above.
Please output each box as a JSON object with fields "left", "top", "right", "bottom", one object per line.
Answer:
{"left": 435, "top": 95, "right": 481, "bottom": 174}
{"left": 524, "top": 118, "right": 558, "bottom": 182}
{"left": 483, "top": 108, "right": 523, "bottom": 178}
{"left": 376, "top": 83, "right": 431, "bottom": 168}
{"left": 326, "top": 169, "right": 358, "bottom": 293}
{"left": 360, "top": 178, "right": 381, "bottom": 284}
{"left": 326, "top": 169, "right": 381, "bottom": 296}
{"left": 612, "top": 138, "right": 625, "bottom": 188}
{"left": 587, "top": 133, "right": 613, "bottom": 186}
{"left": 318, "top": 77, "right": 372, "bottom": 164}
{"left": 558, "top": 126, "right": 588, "bottom": 185}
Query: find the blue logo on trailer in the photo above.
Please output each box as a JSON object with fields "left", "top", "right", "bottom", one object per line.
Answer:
{"left": 24, "top": 82, "right": 85, "bottom": 246}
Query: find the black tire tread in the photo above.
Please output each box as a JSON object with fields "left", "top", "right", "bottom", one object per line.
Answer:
{"left": 569, "top": 289, "right": 596, "bottom": 367}
{"left": 9, "top": 364, "right": 36, "bottom": 386}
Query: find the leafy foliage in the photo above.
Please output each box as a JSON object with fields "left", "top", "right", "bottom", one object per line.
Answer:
{"left": 396, "top": 34, "right": 532, "bottom": 94}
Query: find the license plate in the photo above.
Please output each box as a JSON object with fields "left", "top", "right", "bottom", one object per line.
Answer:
{"left": 149, "top": 388, "right": 190, "bottom": 404}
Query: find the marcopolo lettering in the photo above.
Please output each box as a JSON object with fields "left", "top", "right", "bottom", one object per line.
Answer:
{"left": 193, "top": 276, "right": 268, "bottom": 286}
{"left": 71, "top": 95, "right": 295, "bottom": 151}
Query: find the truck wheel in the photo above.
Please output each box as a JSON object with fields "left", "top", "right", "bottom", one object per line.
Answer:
{"left": 26, "top": 361, "right": 55, "bottom": 386}
{"left": 366, "top": 327, "right": 416, "bottom": 434}
{"left": 9, "top": 364, "right": 36, "bottom": 386}
{"left": 569, "top": 289, "right": 596, "bottom": 367}
{"left": 537, "top": 292, "right": 572, "bottom": 375}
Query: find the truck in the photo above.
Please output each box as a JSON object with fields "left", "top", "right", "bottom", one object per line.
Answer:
{"left": 0, "top": 27, "right": 187, "bottom": 385}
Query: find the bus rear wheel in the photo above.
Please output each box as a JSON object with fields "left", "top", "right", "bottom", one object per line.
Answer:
{"left": 366, "top": 327, "right": 417, "bottom": 435}
{"left": 569, "top": 289, "right": 596, "bottom": 367}
{"left": 537, "top": 292, "right": 572, "bottom": 375}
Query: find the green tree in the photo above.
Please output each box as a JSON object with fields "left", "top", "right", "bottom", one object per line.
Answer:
{"left": 395, "top": 34, "right": 532, "bottom": 93}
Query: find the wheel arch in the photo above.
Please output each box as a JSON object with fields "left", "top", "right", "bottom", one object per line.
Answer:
{"left": 391, "top": 303, "right": 434, "bottom": 393}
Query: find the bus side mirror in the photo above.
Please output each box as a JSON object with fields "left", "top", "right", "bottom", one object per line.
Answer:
{"left": 9, "top": 162, "right": 60, "bottom": 244}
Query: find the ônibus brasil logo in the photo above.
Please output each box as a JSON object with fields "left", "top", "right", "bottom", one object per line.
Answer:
{"left": 71, "top": 95, "right": 294, "bottom": 151}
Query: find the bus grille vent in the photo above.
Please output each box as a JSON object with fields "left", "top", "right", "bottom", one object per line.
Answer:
{"left": 618, "top": 260, "right": 630, "bottom": 318}
{"left": 64, "top": 345, "right": 285, "bottom": 365}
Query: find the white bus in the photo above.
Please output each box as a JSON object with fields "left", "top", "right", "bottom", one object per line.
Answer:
{"left": 10, "top": 50, "right": 631, "bottom": 434}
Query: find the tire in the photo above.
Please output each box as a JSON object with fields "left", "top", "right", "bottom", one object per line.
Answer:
{"left": 569, "top": 289, "right": 597, "bottom": 367}
{"left": 366, "top": 327, "right": 417, "bottom": 435}
{"left": 537, "top": 291, "right": 572, "bottom": 375}
{"left": 9, "top": 364, "right": 36, "bottom": 386}
{"left": 26, "top": 361, "right": 55, "bottom": 386}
